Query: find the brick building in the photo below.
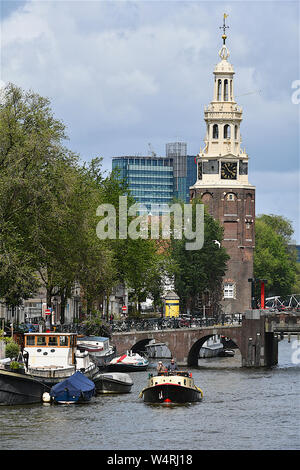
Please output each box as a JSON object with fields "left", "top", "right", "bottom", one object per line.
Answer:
{"left": 190, "top": 21, "right": 255, "bottom": 314}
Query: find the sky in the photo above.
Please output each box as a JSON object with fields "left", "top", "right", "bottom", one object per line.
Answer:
{"left": 0, "top": 0, "right": 299, "bottom": 241}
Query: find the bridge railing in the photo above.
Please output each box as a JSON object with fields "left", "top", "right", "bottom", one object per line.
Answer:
{"left": 110, "top": 314, "right": 242, "bottom": 333}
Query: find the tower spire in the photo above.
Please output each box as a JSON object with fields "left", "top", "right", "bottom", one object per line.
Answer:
{"left": 219, "top": 13, "right": 229, "bottom": 44}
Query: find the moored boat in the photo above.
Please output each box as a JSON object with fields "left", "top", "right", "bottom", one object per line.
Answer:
{"left": 77, "top": 336, "right": 116, "bottom": 369}
{"left": 50, "top": 371, "right": 95, "bottom": 404}
{"left": 23, "top": 332, "right": 98, "bottom": 386}
{"left": 0, "top": 333, "right": 99, "bottom": 404}
{"left": 218, "top": 348, "right": 235, "bottom": 357}
{"left": 144, "top": 342, "right": 172, "bottom": 359}
{"left": 107, "top": 351, "right": 149, "bottom": 372}
{"left": 93, "top": 371, "right": 133, "bottom": 394}
{"left": 139, "top": 371, "right": 203, "bottom": 404}
{"left": 0, "top": 366, "right": 48, "bottom": 405}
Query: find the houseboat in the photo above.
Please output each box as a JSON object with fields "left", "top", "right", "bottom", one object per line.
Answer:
{"left": 23, "top": 332, "right": 98, "bottom": 386}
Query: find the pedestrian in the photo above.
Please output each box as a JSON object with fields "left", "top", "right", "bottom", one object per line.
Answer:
{"left": 167, "top": 358, "right": 178, "bottom": 372}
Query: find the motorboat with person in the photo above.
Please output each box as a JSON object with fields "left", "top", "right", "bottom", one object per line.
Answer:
{"left": 139, "top": 370, "right": 203, "bottom": 404}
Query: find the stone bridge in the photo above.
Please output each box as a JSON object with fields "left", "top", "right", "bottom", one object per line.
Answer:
{"left": 112, "top": 310, "right": 300, "bottom": 367}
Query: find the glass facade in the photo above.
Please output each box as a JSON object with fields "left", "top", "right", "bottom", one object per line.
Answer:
{"left": 186, "top": 155, "right": 198, "bottom": 202}
{"left": 112, "top": 156, "right": 174, "bottom": 212}
{"left": 112, "top": 145, "right": 197, "bottom": 210}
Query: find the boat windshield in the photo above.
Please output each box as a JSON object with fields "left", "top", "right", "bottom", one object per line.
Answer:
{"left": 24, "top": 334, "right": 77, "bottom": 348}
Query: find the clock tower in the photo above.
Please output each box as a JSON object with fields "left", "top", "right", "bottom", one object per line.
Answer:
{"left": 190, "top": 16, "right": 255, "bottom": 314}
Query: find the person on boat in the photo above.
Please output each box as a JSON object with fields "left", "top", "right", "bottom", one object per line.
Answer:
{"left": 156, "top": 361, "right": 166, "bottom": 374}
{"left": 167, "top": 358, "right": 178, "bottom": 372}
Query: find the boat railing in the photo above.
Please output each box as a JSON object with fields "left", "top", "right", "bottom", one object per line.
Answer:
{"left": 150, "top": 371, "right": 192, "bottom": 378}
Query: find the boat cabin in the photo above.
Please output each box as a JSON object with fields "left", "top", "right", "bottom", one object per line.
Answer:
{"left": 23, "top": 333, "right": 77, "bottom": 369}
{"left": 77, "top": 336, "right": 110, "bottom": 351}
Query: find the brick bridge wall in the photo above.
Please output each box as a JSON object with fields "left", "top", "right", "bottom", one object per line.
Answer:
{"left": 112, "top": 325, "right": 242, "bottom": 366}
{"left": 111, "top": 312, "right": 284, "bottom": 367}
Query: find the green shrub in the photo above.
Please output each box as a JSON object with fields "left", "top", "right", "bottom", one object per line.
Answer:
{"left": 5, "top": 341, "right": 20, "bottom": 360}
{"left": 10, "top": 361, "right": 23, "bottom": 370}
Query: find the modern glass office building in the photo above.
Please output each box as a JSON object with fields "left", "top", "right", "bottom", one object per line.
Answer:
{"left": 112, "top": 156, "right": 174, "bottom": 212}
{"left": 186, "top": 155, "right": 198, "bottom": 202}
{"left": 112, "top": 143, "right": 197, "bottom": 211}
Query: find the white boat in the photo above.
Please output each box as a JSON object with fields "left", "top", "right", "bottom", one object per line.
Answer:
{"left": 22, "top": 332, "right": 98, "bottom": 386}
{"left": 199, "top": 336, "right": 224, "bottom": 358}
{"left": 107, "top": 351, "right": 149, "bottom": 372}
{"left": 93, "top": 372, "right": 133, "bottom": 394}
{"left": 77, "top": 336, "right": 116, "bottom": 369}
{"left": 145, "top": 341, "right": 172, "bottom": 359}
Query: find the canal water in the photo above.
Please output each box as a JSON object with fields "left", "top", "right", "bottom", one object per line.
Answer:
{"left": 0, "top": 338, "right": 299, "bottom": 451}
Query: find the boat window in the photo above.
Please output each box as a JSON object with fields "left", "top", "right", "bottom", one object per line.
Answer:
{"left": 37, "top": 336, "right": 46, "bottom": 346}
{"left": 59, "top": 336, "right": 68, "bottom": 347}
{"left": 26, "top": 336, "right": 35, "bottom": 346}
{"left": 48, "top": 336, "right": 58, "bottom": 346}
{"left": 184, "top": 379, "right": 186, "bottom": 385}
{"left": 70, "top": 336, "right": 76, "bottom": 347}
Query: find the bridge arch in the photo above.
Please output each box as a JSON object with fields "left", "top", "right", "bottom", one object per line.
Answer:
{"left": 187, "top": 333, "right": 241, "bottom": 367}
{"left": 131, "top": 338, "right": 152, "bottom": 354}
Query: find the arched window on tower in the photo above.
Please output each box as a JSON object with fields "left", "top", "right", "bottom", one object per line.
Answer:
{"left": 224, "top": 124, "right": 231, "bottom": 139}
{"left": 224, "top": 80, "right": 228, "bottom": 101}
{"left": 230, "top": 80, "right": 233, "bottom": 101}
{"left": 234, "top": 125, "right": 238, "bottom": 140}
{"left": 217, "top": 80, "right": 222, "bottom": 101}
{"left": 213, "top": 124, "right": 219, "bottom": 139}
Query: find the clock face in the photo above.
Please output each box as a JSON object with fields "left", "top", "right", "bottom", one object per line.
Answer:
{"left": 221, "top": 162, "right": 237, "bottom": 180}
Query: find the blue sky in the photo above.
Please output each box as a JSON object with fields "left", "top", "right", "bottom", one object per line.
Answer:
{"left": 1, "top": 0, "right": 299, "bottom": 241}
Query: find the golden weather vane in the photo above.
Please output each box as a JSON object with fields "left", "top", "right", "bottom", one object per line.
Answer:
{"left": 219, "top": 13, "right": 229, "bottom": 44}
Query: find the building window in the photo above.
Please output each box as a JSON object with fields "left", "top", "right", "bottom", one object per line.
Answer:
{"left": 213, "top": 124, "right": 219, "bottom": 139}
{"left": 224, "top": 124, "right": 231, "bottom": 139}
{"left": 224, "top": 79, "right": 228, "bottom": 101}
{"left": 217, "top": 79, "right": 221, "bottom": 100}
{"left": 224, "top": 283, "right": 235, "bottom": 299}
{"left": 234, "top": 125, "right": 238, "bottom": 140}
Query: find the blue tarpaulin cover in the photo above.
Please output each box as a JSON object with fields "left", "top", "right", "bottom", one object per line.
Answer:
{"left": 50, "top": 371, "right": 95, "bottom": 400}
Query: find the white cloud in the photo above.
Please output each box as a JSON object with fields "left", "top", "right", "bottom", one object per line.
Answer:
{"left": 1, "top": 1, "right": 299, "bottom": 239}
{"left": 253, "top": 170, "right": 300, "bottom": 243}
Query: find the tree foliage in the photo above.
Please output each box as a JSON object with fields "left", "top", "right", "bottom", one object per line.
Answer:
{"left": 170, "top": 201, "right": 229, "bottom": 314}
{"left": 254, "top": 214, "right": 297, "bottom": 297}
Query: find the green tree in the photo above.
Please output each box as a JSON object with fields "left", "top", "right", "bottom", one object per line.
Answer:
{"left": 0, "top": 83, "right": 85, "bottom": 319}
{"left": 170, "top": 201, "right": 229, "bottom": 314}
{"left": 254, "top": 215, "right": 297, "bottom": 297}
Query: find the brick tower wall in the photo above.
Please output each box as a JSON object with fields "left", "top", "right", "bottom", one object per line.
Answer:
{"left": 191, "top": 186, "right": 255, "bottom": 314}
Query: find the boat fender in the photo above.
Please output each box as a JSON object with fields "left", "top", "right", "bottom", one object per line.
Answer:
{"left": 42, "top": 392, "right": 51, "bottom": 403}
{"left": 189, "top": 373, "right": 192, "bottom": 377}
